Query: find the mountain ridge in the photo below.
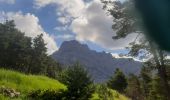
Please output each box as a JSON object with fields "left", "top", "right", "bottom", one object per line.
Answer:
{"left": 52, "top": 40, "right": 142, "bottom": 83}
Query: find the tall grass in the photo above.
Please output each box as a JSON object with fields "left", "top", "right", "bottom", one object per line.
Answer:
{"left": 0, "top": 69, "right": 66, "bottom": 94}
{"left": 91, "top": 87, "right": 129, "bottom": 100}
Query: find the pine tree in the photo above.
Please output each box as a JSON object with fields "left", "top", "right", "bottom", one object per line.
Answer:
{"left": 58, "top": 63, "right": 94, "bottom": 100}
{"left": 45, "top": 56, "right": 62, "bottom": 78}
{"left": 107, "top": 68, "right": 127, "bottom": 93}
{"left": 0, "top": 20, "right": 61, "bottom": 78}
{"left": 29, "top": 34, "right": 47, "bottom": 74}
{"left": 140, "top": 66, "right": 152, "bottom": 99}
{"left": 0, "top": 20, "right": 33, "bottom": 72}
{"left": 126, "top": 74, "right": 143, "bottom": 100}
{"left": 149, "top": 76, "right": 167, "bottom": 100}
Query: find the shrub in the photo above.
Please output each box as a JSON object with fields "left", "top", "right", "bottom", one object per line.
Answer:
{"left": 28, "top": 89, "right": 66, "bottom": 100}
{"left": 58, "top": 63, "right": 95, "bottom": 100}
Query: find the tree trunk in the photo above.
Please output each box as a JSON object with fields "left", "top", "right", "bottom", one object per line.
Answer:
{"left": 149, "top": 41, "right": 170, "bottom": 100}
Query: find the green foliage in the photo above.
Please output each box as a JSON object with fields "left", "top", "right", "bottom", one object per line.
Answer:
{"left": 91, "top": 86, "right": 129, "bottom": 100}
{"left": 107, "top": 68, "right": 127, "bottom": 93}
{"left": 102, "top": 0, "right": 170, "bottom": 99}
{"left": 0, "top": 69, "right": 66, "bottom": 95}
{"left": 96, "top": 84, "right": 114, "bottom": 100}
{"left": 148, "top": 76, "right": 167, "bottom": 100}
{"left": 140, "top": 66, "right": 152, "bottom": 99}
{"left": 58, "top": 63, "right": 94, "bottom": 100}
{"left": 0, "top": 94, "right": 6, "bottom": 100}
{"left": 29, "top": 34, "right": 47, "bottom": 74}
{"left": 126, "top": 74, "right": 143, "bottom": 100}
{"left": 0, "top": 20, "right": 33, "bottom": 72}
{"left": 0, "top": 68, "right": 129, "bottom": 100}
{"left": 126, "top": 65, "right": 170, "bottom": 100}
{"left": 0, "top": 20, "right": 61, "bottom": 78}
{"left": 101, "top": 0, "right": 141, "bottom": 39}
{"left": 45, "top": 56, "right": 62, "bottom": 78}
{"left": 28, "top": 89, "right": 66, "bottom": 100}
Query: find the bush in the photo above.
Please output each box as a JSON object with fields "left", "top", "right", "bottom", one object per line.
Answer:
{"left": 28, "top": 89, "right": 66, "bottom": 100}
{"left": 97, "top": 84, "right": 114, "bottom": 100}
{"left": 107, "top": 68, "right": 127, "bottom": 93}
{"left": 58, "top": 63, "right": 95, "bottom": 100}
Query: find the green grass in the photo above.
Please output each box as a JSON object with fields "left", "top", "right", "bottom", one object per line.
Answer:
{"left": 0, "top": 69, "right": 66, "bottom": 99}
{"left": 0, "top": 94, "right": 6, "bottom": 100}
{"left": 0, "top": 69, "right": 129, "bottom": 100}
{"left": 91, "top": 90, "right": 129, "bottom": 100}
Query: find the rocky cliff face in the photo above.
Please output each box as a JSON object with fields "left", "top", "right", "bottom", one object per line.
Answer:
{"left": 52, "top": 40, "right": 142, "bottom": 83}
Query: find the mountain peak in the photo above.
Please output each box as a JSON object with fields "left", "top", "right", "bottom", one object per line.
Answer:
{"left": 59, "top": 40, "right": 89, "bottom": 52}
{"left": 52, "top": 40, "right": 142, "bottom": 83}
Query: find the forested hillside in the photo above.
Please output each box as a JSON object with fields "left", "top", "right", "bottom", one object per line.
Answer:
{"left": 0, "top": 21, "right": 129, "bottom": 100}
{"left": 1, "top": 0, "right": 170, "bottom": 99}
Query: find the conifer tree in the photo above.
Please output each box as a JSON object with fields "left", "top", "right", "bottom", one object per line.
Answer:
{"left": 107, "top": 68, "right": 127, "bottom": 93}
{"left": 58, "top": 63, "right": 94, "bottom": 100}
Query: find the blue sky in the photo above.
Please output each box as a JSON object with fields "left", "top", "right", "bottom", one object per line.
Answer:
{"left": 0, "top": 0, "right": 135, "bottom": 56}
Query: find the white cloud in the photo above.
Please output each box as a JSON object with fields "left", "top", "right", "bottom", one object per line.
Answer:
{"left": 57, "top": 17, "right": 70, "bottom": 25}
{"left": 0, "top": 11, "right": 58, "bottom": 54}
{"left": 34, "top": 0, "right": 85, "bottom": 18}
{"left": 0, "top": 0, "right": 15, "bottom": 4}
{"left": 34, "top": 0, "right": 55, "bottom": 8}
{"left": 71, "top": 0, "right": 137, "bottom": 50}
{"left": 111, "top": 53, "right": 144, "bottom": 62}
{"left": 54, "top": 25, "right": 68, "bottom": 31}
{"left": 111, "top": 53, "right": 121, "bottom": 58}
{"left": 34, "top": 0, "right": 137, "bottom": 51}
{"left": 55, "top": 34, "right": 74, "bottom": 40}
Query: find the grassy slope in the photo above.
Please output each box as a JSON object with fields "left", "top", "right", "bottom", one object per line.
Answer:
{"left": 91, "top": 90, "right": 129, "bottom": 100}
{"left": 0, "top": 69, "right": 66, "bottom": 99}
{"left": 0, "top": 69, "right": 129, "bottom": 100}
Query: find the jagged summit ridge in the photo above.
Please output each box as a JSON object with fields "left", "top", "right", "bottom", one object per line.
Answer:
{"left": 59, "top": 40, "right": 88, "bottom": 50}
{"left": 52, "top": 40, "right": 142, "bottom": 83}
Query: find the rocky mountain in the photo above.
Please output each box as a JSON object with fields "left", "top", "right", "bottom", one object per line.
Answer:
{"left": 52, "top": 40, "right": 142, "bottom": 83}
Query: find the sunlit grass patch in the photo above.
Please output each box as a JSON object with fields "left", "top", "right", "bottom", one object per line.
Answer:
{"left": 0, "top": 69, "right": 66, "bottom": 99}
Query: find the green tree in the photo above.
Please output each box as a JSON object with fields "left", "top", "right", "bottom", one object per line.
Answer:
{"left": 0, "top": 20, "right": 61, "bottom": 78}
{"left": 149, "top": 76, "right": 167, "bottom": 100}
{"left": 107, "top": 68, "right": 127, "bottom": 93}
{"left": 166, "top": 65, "right": 170, "bottom": 84}
{"left": 45, "top": 56, "right": 62, "bottom": 78}
{"left": 140, "top": 66, "right": 152, "bottom": 99}
{"left": 126, "top": 74, "right": 143, "bottom": 100}
{"left": 0, "top": 20, "right": 33, "bottom": 72}
{"left": 102, "top": 0, "right": 170, "bottom": 99}
{"left": 29, "top": 34, "right": 47, "bottom": 74}
{"left": 58, "top": 63, "right": 94, "bottom": 100}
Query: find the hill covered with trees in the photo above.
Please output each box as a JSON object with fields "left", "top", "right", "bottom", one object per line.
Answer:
{"left": 0, "top": 21, "right": 129, "bottom": 100}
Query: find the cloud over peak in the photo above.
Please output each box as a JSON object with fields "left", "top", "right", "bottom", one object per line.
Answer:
{"left": 34, "top": 0, "right": 137, "bottom": 51}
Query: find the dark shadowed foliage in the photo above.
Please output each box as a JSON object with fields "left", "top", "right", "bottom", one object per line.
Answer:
{"left": 0, "top": 20, "right": 61, "bottom": 78}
